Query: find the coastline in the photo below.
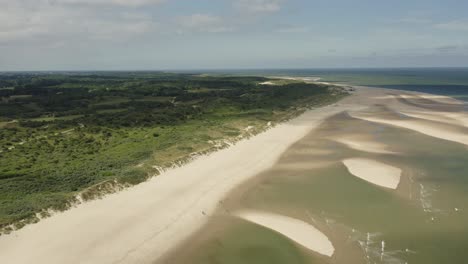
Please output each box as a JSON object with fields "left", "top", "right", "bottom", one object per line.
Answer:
{"left": 0, "top": 81, "right": 466, "bottom": 264}
{"left": 0, "top": 83, "right": 357, "bottom": 264}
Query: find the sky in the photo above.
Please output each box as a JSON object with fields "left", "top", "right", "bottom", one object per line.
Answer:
{"left": 1, "top": 0, "right": 468, "bottom": 70}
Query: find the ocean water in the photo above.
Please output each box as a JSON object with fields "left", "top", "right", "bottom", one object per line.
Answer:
{"left": 196, "top": 68, "right": 468, "bottom": 102}
{"left": 168, "top": 68, "right": 468, "bottom": 264}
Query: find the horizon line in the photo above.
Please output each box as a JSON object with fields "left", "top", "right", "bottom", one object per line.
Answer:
{"left": 1, "top": 66, "right": 468, "bottom": 73}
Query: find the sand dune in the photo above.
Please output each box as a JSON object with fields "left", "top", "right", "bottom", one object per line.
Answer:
{"left": 343, "top": 158, "right": 401, "bottom": 189}
{"left": 350, "top": 113, "right": 468, "bottom": 146}
{"left": 334, "top": 137, "right": 396, "bottom": 154}
{"left": 236, "top": 210, "right": 335, "bottom": 257}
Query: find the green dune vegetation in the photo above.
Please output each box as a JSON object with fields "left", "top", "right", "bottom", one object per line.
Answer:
{"left": 0, "top": 72, "right": 347, "bottom": 232}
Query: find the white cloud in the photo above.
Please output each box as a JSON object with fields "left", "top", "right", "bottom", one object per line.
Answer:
{"left": 0, "top": 1, "right": 157, "bottom": 43}
{"left": 54, "top": 0, "right": 166, "bottom": 7}
{"left": 0, "top": 0, "right": 166, "bottom": 7}
{"left": 177, "top": 14, "right": 233, "bottom": 33}
{"left": 435, "top": 20, "right": 468, "bottom": 31}
{"left": 234, "top": 0, "right": 282, "bottom": 14}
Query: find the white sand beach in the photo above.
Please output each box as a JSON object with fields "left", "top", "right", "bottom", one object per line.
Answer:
{"left": 236, "top": 210, "right": 335, "bottom": 257}
{"left": 274, "top": 76, "right": 321, "bottom": 82}
{"left": 343, "top": 158, "right": 402, "bottom": 189}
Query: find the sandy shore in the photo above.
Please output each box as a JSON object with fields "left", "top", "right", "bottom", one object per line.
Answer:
{"left": 0, "top": 84, "right": 466, "bottom": 264}
{"left": 343, "top": 158, "right": 402, "bottom": 189}
{"left": 236, "top": 210, "right": 335, "bottom": 257}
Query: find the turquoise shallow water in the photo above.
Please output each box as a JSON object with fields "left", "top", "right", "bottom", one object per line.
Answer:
{"left": 168, "top": 69, "right": 468, "bottom": 264}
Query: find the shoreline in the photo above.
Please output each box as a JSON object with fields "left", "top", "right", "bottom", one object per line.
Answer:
{"left": 0, "top": 83, "right": 358, "bottom": 264}
{"left": 0, "top": 80, "right": 466, "bottom": 264}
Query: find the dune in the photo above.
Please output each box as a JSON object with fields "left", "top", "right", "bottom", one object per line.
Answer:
{"left": 350, "top": 113, "right": 468, "bottom": 146}
{"left": 334, "top": 137, "right": 396, "bottom": 154}
{"left": 236, "top": 210, "right": 335, "bottom": 257}
{"left": 343, "top": 158, "right": 401, "bottom": 189}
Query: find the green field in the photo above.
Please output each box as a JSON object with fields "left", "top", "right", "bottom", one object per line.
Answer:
{"left": 0, "top": 72, "right": 347, "bottom": 232}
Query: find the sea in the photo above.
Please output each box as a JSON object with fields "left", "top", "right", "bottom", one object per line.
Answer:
{"left": 194, "top": 68, "right": 468, "bottom": 103}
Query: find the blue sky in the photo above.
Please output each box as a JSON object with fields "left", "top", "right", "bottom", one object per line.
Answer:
{"left": 1, "top": 0, "right": 468, "bottom": 70}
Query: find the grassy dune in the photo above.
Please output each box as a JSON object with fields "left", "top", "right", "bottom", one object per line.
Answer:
{"left": 0, "top": 72, "right": 347, "bottom": 232}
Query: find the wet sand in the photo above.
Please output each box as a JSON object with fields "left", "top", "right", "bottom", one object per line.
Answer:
{"left": 236, "top": 210, "right": 335, "bottom": 257}
{"left": 333, "top": 137, "right": 397, "bottom": 154}
{"left": 166, "top": 86, "right": 468, "bottom": 264}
